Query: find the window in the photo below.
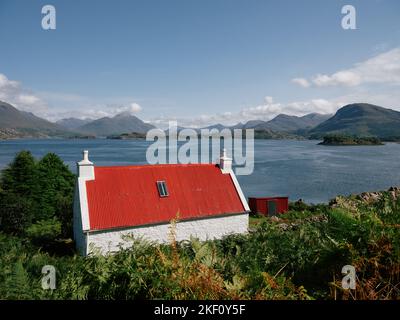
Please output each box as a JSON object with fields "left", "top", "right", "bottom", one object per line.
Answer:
{"left": 157, "top": 181, "right": 169, "bottom": 197}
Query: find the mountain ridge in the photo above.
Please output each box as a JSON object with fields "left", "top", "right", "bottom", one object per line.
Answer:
{"left": 2, "top": 101, "right": 400, "bottom": 140}
{"left": 0, "top": 101, "right": 73, "bottom": 138}
{"left": 76, "top": 113, "right": 156, "bottom": 136}
{"left": 56, "top": 118, "right": 93, "bottom": 130}
{"left": 309, "top": 103, "right": 400, "bottom": 139}
{"left": 224, "top": 113, "right": 332, "bottom": 132}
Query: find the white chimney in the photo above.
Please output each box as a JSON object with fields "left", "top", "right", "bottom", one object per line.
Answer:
{"left": 219, "top": 148, "right": 232, "bottom": 174}
{"left": 77, "top": 150, "right": 95, "bottom": 180}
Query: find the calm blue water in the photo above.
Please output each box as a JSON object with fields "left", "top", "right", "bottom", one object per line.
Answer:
{"left": 0, "top": 139, "right": 399, "bottom": 204}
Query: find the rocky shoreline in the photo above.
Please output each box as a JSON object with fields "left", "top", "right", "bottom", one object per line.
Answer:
{"left": 330, "top": 186, "right": 400, "bottom": 206}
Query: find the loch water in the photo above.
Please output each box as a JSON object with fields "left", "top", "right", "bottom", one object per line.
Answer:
{"left": 1, "top": 139, "right": 399, "bottom": 204}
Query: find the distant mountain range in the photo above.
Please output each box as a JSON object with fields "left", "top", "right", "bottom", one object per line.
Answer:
{"left": 236, "top": 113, "right": 332, "bottom": 132}
{"left": 0, "top": 101, "right": 155, "bottom": 139}
{"left": 192, "top": 113, "right": 330, "bottom": 133}
{"left": 198, "top": 104, "right": 400, "bottom": 140}
{"left": 1, "top": 100, "right": 400, "bottom": 140}
{"left": 309, "top": 103, "right": 400, "bottom": 139}
{"left": 56, "top": 118, "right": 93, "bottom": 130}
{"left": 0, "top": 101, "right": 71, "bottom": 138}
{"left": 76, "top": 112, "right": 155, "bottom": 137}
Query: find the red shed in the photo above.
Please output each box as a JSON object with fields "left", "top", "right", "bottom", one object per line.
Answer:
{"left": 248, "top": 197, "right": 289, "bottom": 216}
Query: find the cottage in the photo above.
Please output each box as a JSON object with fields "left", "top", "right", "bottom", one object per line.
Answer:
{"left": 73, "top": 150, "right": 250, "bottom": 255}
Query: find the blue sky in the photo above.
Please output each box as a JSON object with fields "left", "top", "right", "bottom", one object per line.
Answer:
{"left": 0, "top": 0, "right": 399, "bottom": 127}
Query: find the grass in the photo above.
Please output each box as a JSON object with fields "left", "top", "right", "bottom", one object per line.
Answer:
{"left": 249, "top": 214, "right": 268, "bottom": 227}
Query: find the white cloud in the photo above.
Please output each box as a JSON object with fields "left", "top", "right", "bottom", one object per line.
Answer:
{"left": 150, "top": 85, "right": 400, "bottom": 129}
{"left": 0, "top": 73, "right": 48, "bottom": 115}
{"left": 312, "top": 71, "right": 361, "bottom": 87}
{"left": 292, "top": 47, "right": 400, "bottom": 87}
{"left": 264, "top": 96, "right": 274, "bottom": 104}
{"left": 238, "top": 97, "right": 339, "bottom": 121}
{"left": 0, "top": 74, "right": 19, "bottom": 89}
{"left": 103, "top": 103, "right": 143, "bottom": 116}
{"left": 0, "top": 72, "right": 146, "bottom": 122}
{"left": 45, "top": 103, "right": 143, "bottom": 121}
{"left": 291, "top": 78, "right": 310, "bottom": 88}
{"left": 149, "top": 96, "right": 342, "bottom": 129}
{"left": 17, "top": 94, "right": 41, "bottom": 105}
{"left": 127, "top": 102, "right": 142, "bottom": 113}
{"left": 3, "top": 54, "right": 400, "bottom": 130}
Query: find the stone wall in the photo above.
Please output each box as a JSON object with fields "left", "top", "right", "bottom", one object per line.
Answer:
{"left": 86, "top": 213, "right": 249, "bottom": 255}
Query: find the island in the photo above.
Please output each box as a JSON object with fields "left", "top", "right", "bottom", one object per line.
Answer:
{"left": 318, "top": 135, "right": 383, "bottom": 146}
{"left": 106, "top": 132, "right": 147, "bottom": 140}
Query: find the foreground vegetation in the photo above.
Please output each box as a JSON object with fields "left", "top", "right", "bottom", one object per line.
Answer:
{"left": 0, "top": 152, "right": 399, "bottom": 300}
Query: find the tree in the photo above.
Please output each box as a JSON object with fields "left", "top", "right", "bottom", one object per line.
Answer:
{"left": 2, "top": 261, "right": 32, "bottom": 299}
{"left": 56, "top": 195, "right": 74, "bottom": 238}
{"left": 26, "top": 217, "right": 62, "bottom": 243}
{"left": 35, "top": 153, "right": 75, "bottom": 221}
{"left": 0, "top": 151, "right": 76, "bottom": 241}
{"left": 0, "top": 150, "right": 37, "bottom": 197}
{"left": 0, "top": 151, "right": 36, "bottom": 236}
{"left": 0, "top": 192, "right": 33, "bottom": 235}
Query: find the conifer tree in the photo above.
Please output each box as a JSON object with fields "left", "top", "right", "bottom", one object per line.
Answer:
{"left": 0, "top": 150, "right": 37, "bottom": 197}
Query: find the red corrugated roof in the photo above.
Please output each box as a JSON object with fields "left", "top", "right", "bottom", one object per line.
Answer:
{"left": 85, "top": 164, "right": 245, "bottom": 231}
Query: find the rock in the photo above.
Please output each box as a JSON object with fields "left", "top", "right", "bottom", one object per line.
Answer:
{"left": 306, "top": 215, "right": 328, "bottom": 223}
{"left": 278, "top": 223, "right": 289, "bottom": 230}
{"left": 358, "top": 191, "right": 381, "bottom": 203}
{"left": 370, "top": 192, "right": 380, "bottom": 201}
